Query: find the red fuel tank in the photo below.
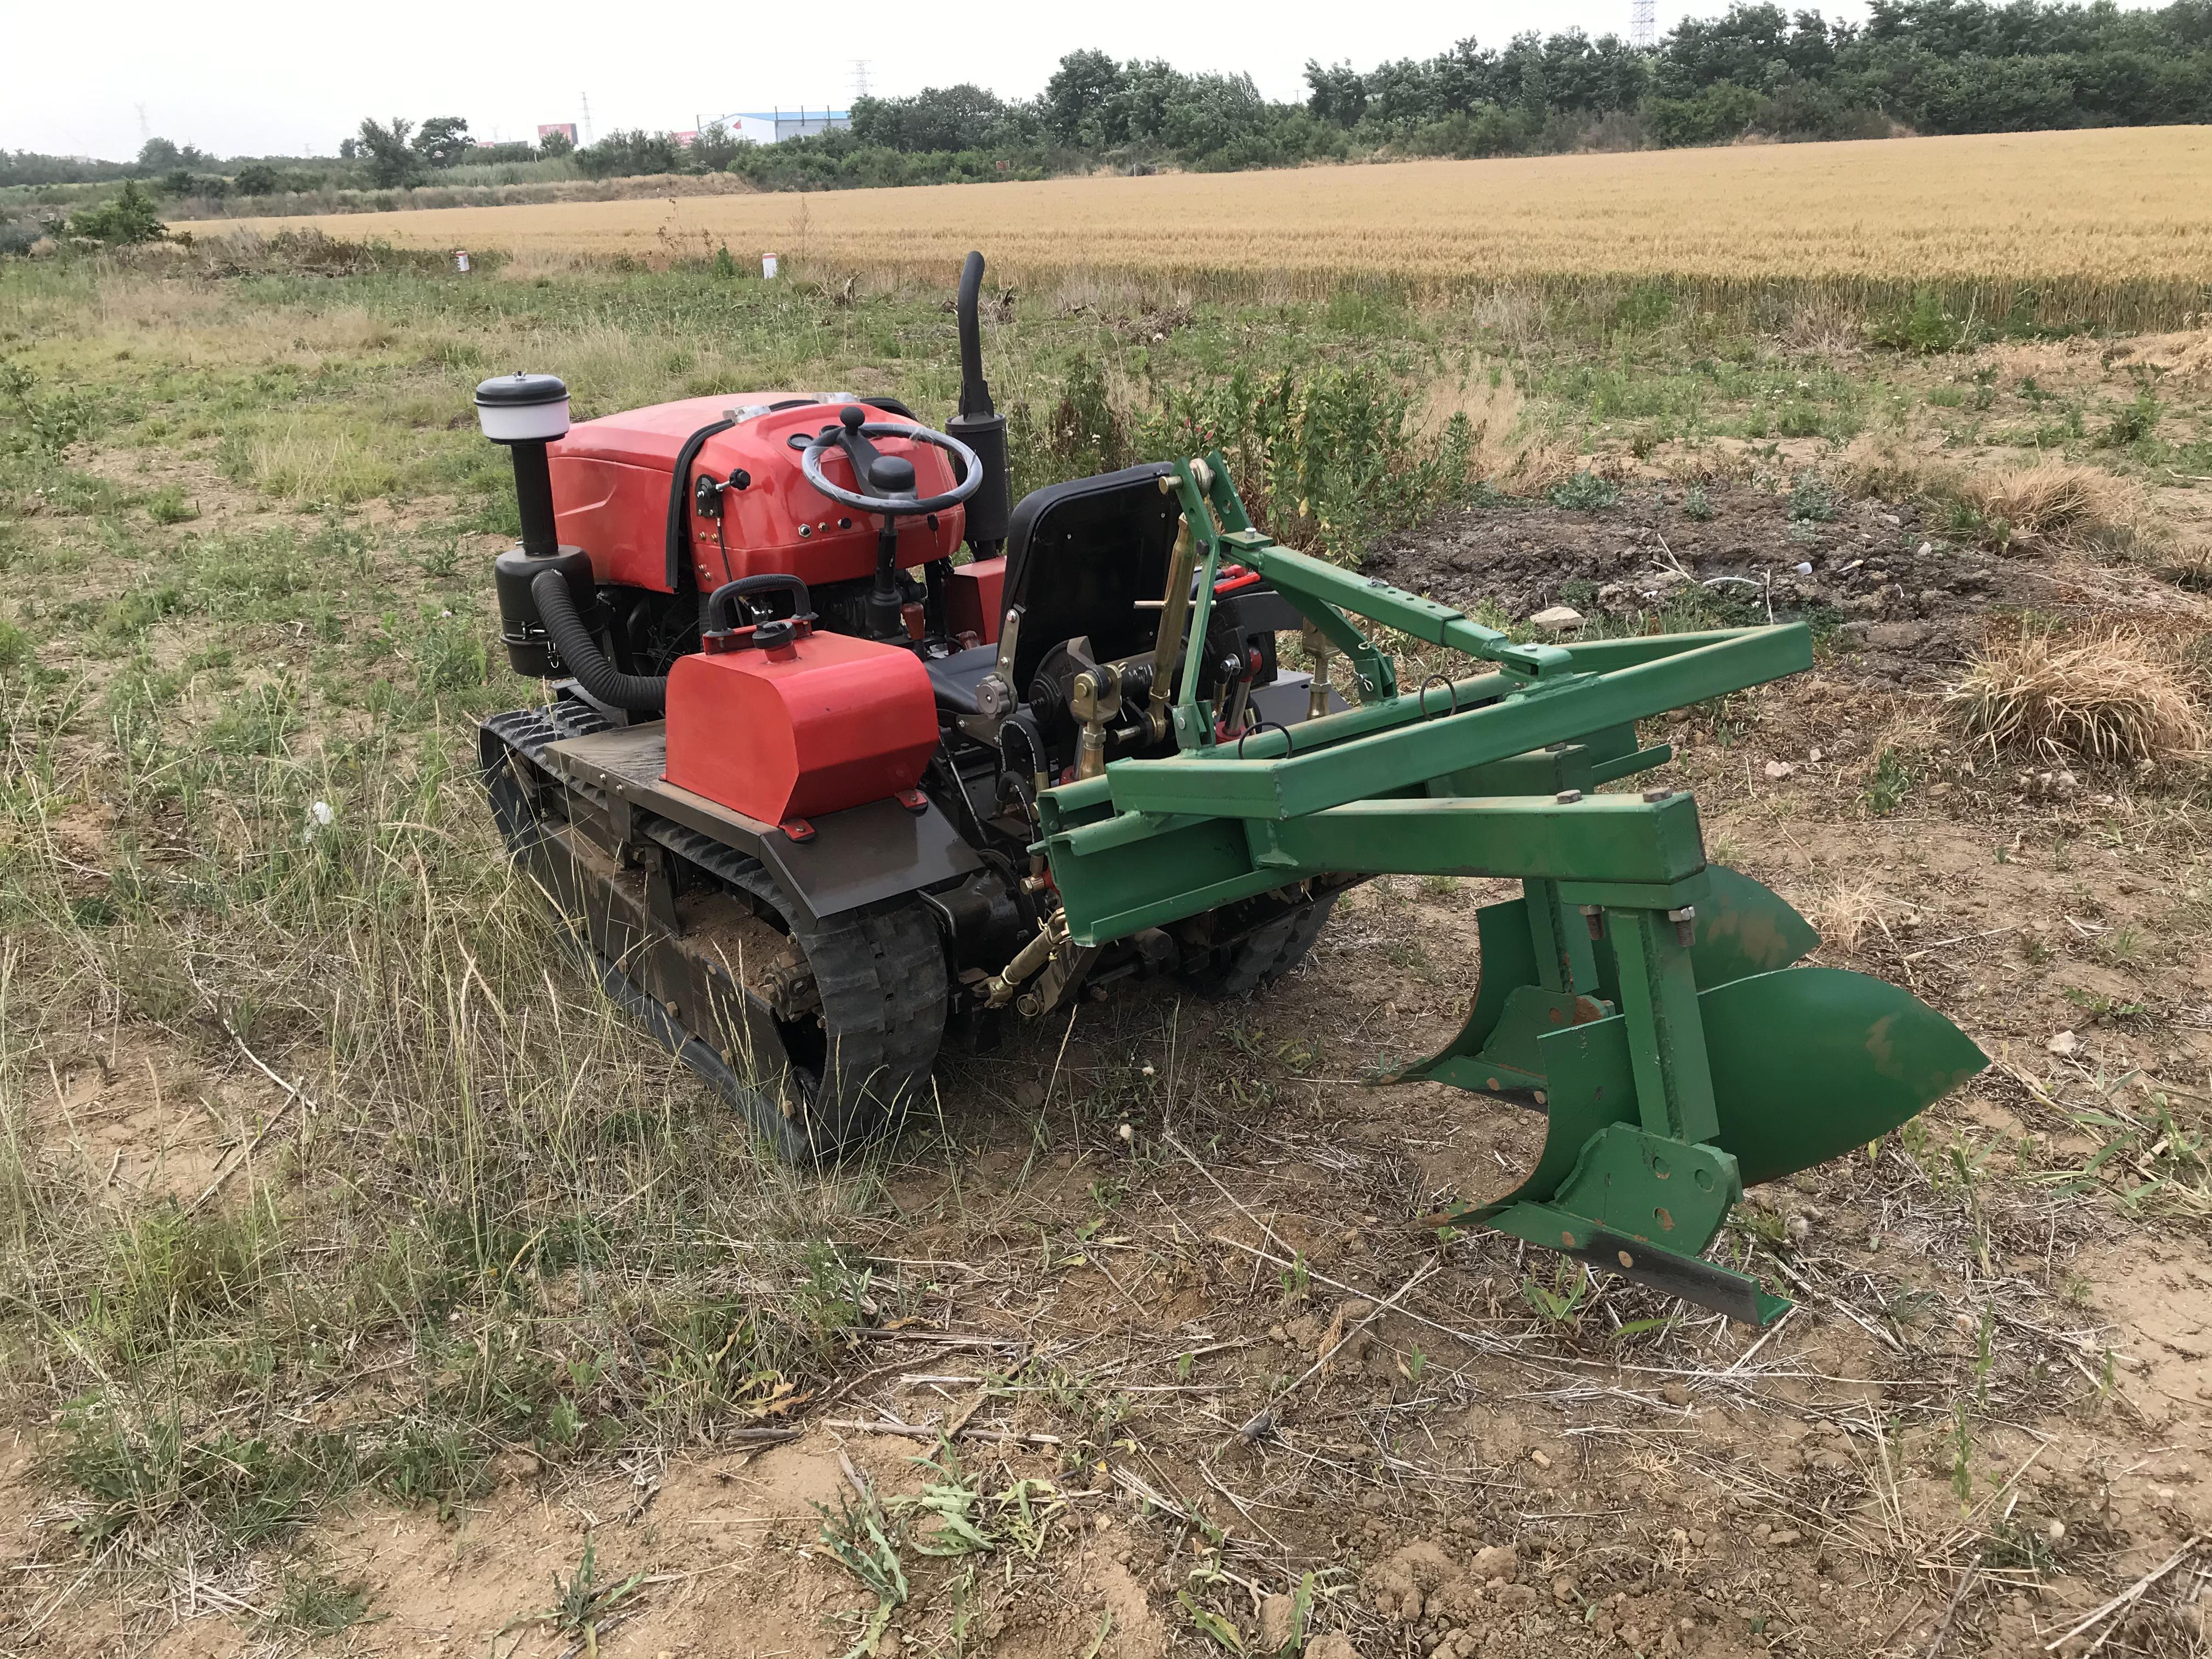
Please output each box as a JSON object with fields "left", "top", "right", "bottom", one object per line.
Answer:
{"left": 662, "top": 624, "right": 939, "bottom": 827}
{"left": 549, "top": 393, "right": 965, "bottom": 595}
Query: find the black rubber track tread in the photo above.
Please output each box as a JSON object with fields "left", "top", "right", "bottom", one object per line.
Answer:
{"left": 719, "top": 863, "right": 947, "bottom": 1154}
{"left": 1180, "top": 892, "right": 1340, "bottom": 1000}
{"left": 482, "top": 701, "right": 946, "bottom": 1163}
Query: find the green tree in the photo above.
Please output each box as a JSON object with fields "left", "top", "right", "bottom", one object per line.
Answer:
{"left": 1044, "top": 49, "right": 1127, "bottom": 144}
{"left": 411, "top": 116, "right": 473, "bottom": 169}
{"left": 538, "top": 128, "right": 575, "bottom": 158}
{"left": 67, "top": 180, "right": 166, "bottom": 245}
{"left": 136, "top": 137, "right": 181, "bottom": 172}
{"left": 356, "top": 117, "right": 420, "bottom": 187}
{"left": 232, "top": 162, "right": 280, "bottom": 195}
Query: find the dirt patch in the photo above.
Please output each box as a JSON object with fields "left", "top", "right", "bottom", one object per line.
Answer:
{"left": 1359, "top": 483, "right": 2197, "bottom": 688}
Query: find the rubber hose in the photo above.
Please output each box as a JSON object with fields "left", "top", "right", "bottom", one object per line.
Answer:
{"left": 531, "top": 568, "right": 668, "bottom": 714}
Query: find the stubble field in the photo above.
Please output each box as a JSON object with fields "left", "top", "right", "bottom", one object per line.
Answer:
{"left": 1, "top": 208, "right": 2210, "bottom": 1659}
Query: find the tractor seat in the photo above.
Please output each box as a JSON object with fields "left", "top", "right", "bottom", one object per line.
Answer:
{"left": 923, "top": 642, "right": 1000, "bottom": 716}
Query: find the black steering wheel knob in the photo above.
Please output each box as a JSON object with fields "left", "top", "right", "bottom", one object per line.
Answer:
{"left": 839, "top": 404, "right": 866, "bottom": 431}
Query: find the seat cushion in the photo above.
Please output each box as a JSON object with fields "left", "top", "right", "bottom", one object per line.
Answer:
{"left": 923, "top": 642, "right": 1001, "bottom": 715}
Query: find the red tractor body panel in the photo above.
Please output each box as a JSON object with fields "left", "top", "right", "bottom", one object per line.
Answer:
{"left": 550, "top": 394, "right": 965, "bottom": 595}
{"left": 662, "top": 627, "right": 939, "bottom": 825}
{"left": 943, "top": 556, "right": 1006, "bottom": 645}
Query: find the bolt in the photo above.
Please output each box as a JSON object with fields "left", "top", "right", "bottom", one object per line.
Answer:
{"left": 1556, "top": 789, "right": 1582, "bottom": 804}
{"left": 1581, "top": 904, "right": 1605, "bottom": 940}
{"left": 1667, "top": 905, "right": 1697, "bottom": 947}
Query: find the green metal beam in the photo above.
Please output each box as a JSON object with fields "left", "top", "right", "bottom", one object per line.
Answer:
{"left": 1239, "top": 793, "right": 1707, "bottom": 884}
{"left": 1101, "top": 623, "right": 1813, "bottom": 820}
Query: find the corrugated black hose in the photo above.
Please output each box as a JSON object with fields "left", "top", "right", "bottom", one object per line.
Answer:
{"left": 530, "top": 567, "right": 668, "bottom": 714}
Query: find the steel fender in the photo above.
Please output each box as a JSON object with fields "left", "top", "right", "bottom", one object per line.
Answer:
{"left": 752, "top": 795, "right": 981, "bottom": 927}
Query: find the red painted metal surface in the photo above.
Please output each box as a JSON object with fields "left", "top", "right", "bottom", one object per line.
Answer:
{"left": 550, "top": 394, "right": 965, "bottom": 595}
{"left": 943, "top": 556, "right": 1006, "bottom": 645}
{"left": 662, "top": 626, "right": 939, "bottom": 825}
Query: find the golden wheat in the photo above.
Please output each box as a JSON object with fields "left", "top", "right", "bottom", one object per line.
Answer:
{"left": 219, "top": 127, "right": 2212, "bottom": 315}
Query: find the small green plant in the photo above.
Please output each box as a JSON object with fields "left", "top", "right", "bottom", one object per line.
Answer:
{"left": 1949, "top": 1403, "right": 1974, "bottom": 1509}
{"left": 1278, "top": 1251, "right": 1312, "bottom": 1300}
{"left": 1519, "top": 1262, "right": 1589, "bottom": 1329}
{"left": 145, "top": 485, "right": 198, "bottom": 524}
{"left": 815, "top": 1488, "right": 909, "bottom": 1655}
{"left": 1682, "top": 482, "right": 1716, "bottom": 521}
{"left": 0, "top": 359, "right": 99, "bottom": 456}
{"left": 1867, "top": 287, "right": 1969, "bottom": 354}
{"left": 498, "top": 1534, "right": 647, "bottom": 1652}
{"left": 712, "top": 242, "right": 738, "bottom": 279}
{"left": 1786, "top": 470, "right": 1835, "bottom": 523}
{"left": 1863, "top": 747, "right": 1911, "bottom": 816}
{"left": 2098, "top": 370, "right": 2164, "bottom": 448}
{"left": 1549, "top": 469, "right": 1621, "bottom": 511}
{"left": 262, "top": 1570, "right": 374, "bottom": 1635}
{"left": 1178, "top": 1590, "right": 1247, "bottom": 1655}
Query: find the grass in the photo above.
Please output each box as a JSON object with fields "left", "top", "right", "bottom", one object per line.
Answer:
{"left": 1, "top": 230, "right": 2209, "bottom": 1650}
{"left": 1949, "top": 624, "right": 2207, "bottom": 766}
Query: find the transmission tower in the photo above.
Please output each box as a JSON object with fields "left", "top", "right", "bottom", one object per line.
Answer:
{"left": 134, "top": 103, "right": 150, "bottom": 144}
{"left": 1630, "top": 0, "right": 1656, "bottom": 49}
{"left": 579, "top": 92, "right": 594, "bottom": 145}
{"left": 851, "top": 59, "right": 873, "bottom": 100}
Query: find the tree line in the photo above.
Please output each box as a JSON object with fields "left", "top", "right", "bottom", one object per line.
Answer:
{"left": 7, "top": 0, "right": 2209, "bottom": 201}
{"left": 744, "top": 0, "right": 2212, "bottom": 187}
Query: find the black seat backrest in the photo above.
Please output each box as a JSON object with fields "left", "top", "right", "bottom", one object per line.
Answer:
{"left": 1002, "top": 463, "right": 1179, "bottom": 693}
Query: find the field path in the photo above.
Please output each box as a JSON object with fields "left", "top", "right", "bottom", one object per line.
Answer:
{"left": 211, "top": 126, "right": 2212, "bottom": 286}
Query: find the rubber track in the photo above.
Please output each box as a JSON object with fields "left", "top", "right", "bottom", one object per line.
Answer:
{"left": 1182, "top": 891, "right": 1340, "bottom": 999}
{"left": 482, "top": 702, "right": 946, "bottom": 1156}
{"left": 721, "top": 863, "right": 946, "bottom": 1149}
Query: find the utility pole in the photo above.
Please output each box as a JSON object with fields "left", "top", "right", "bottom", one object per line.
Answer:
{"left": 1630, "top": 0, "right": 1656, "bottom": 49}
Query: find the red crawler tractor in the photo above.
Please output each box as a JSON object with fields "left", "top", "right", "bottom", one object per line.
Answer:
{"left": 478, "top": 253, "right": 1982, "bottom": 1322}
{"left": 478, "top": 255, "right": 1344, "bottom": 1161}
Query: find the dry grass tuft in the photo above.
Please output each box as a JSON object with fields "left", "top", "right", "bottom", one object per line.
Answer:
{"left": 1948, "top": 624, "right": 2207, "bottom": 765}
{"left": 1809, "top": 875, "right": 1885, "bottom": 955}
{"left": 1958, "top": 461, "right": 2145, "bottom": 543}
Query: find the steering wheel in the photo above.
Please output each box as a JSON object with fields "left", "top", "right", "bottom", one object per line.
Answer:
{"left": 795, "top": 403, "right": 982, "bottom": 517}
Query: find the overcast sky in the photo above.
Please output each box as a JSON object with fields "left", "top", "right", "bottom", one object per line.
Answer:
{"left": 8, "top": 0, "right": 1883, "bottom": 162}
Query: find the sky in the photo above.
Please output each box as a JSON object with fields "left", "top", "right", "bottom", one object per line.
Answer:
{"left": 5, "top": 0, "right": 1871, "bottom": 162}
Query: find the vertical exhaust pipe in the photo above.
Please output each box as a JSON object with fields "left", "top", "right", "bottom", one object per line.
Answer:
{"left": 946, "top": 251, "right": 1011, "bottom": 559}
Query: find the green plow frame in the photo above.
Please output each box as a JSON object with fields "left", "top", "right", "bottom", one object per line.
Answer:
{"left": 1033, "top": 457, "right": 1987, "bottom": 1324}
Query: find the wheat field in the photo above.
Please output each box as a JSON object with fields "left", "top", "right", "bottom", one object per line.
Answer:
{"left": 217, "top": 126, "right": 2212, "bottom": 312}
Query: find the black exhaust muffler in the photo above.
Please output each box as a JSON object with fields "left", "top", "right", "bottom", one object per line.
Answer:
{"left": 946, "top": 251, "right": 1011, "bottom": 558}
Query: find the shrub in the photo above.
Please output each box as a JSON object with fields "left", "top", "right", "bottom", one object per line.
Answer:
{"left": 65, "top": 181, "right": 166, "bottom": 246}
{"left": 1867, "top": 289, "right": 1972, "bottom": 354}
{"left": 1549, "top": 470, "right": 1621, "bottom": 510}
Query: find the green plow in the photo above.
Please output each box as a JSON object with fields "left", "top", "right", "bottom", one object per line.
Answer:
{"left": 1033, "top": 456, "right": 1987, "bottom": 1324}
